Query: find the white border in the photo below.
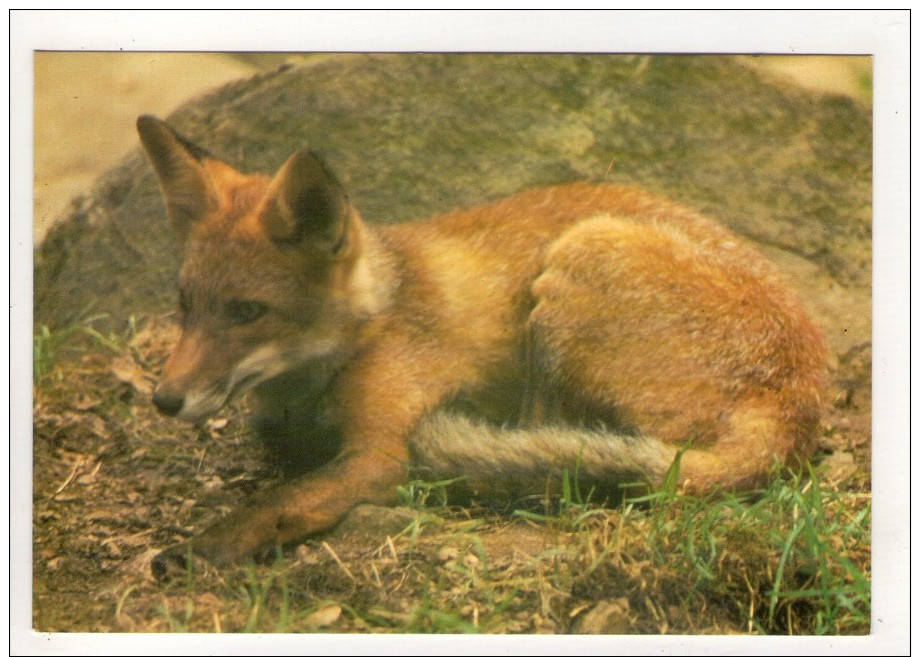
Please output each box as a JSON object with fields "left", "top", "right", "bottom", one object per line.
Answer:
{"left": 10, "top": 9, "right": 910, "bottom": 656}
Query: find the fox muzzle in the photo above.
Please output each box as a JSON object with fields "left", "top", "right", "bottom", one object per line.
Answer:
{"left": 152, "top": 389, "right": 185, "bottom": 417}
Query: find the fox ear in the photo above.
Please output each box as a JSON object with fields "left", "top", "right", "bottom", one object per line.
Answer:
{"left": 261, "top": 149, "right": 350, "bottom": 254}
{"left": 137, "top": 115, "right": 220, "bottom": 239}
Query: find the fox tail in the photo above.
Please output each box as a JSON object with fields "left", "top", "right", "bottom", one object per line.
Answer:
{"left": 409, "top": 411, "right": 678, "bottom": 500}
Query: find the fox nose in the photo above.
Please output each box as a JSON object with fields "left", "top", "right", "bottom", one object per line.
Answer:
{"left": 153, "top": 390, "right": 185, "bottom": 417}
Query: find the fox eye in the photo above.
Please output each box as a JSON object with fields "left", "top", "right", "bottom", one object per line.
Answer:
{"left": 225, "top": 300, "right": 268, "bottom": 325}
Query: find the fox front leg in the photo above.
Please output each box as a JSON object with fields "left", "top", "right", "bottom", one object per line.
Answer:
{"left": 151, "top": 337, "right": 457, "bottom": 580}
{"left": 151, "top": 448, "right": 408, "bottom": 580}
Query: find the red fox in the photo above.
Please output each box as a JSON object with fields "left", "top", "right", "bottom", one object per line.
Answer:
{"left": 137, "top": 115, "right": 827, "bottom": 578}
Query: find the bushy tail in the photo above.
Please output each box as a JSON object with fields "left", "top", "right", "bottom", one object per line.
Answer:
{"left": 409, "top": 411, "right": 678, "bottom": 499}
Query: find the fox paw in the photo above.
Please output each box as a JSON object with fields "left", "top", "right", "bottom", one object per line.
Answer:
{"left": 151, "top": 538, "right": 281, "bottom": 581}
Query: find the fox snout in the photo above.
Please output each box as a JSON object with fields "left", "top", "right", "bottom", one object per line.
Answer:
{"left": 151, "top": 331, "right": 295, "bottom": 423}
{"left": 152, "top": 388, "right": 186, "bottom": 418}
{"left": 150, "top": 332, "right": 238, "bottom": 423}
{"left": 151, "top": 375, "right": 215, "bottom": 422}
{"left": 151, "top": 375, "right": 236, "bottom": 424}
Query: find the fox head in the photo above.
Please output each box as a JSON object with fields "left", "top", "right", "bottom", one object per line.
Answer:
{"left": 137, "top": 116, "right": 387, "bottom": 422}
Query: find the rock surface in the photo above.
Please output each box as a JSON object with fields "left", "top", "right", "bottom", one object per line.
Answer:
{"left": 34, "top": 54, "right": 871, "bottom": 385}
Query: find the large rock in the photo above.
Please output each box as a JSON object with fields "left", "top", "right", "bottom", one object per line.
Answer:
{"left": 34, "top": 54, "right": 870, "bottom": 362}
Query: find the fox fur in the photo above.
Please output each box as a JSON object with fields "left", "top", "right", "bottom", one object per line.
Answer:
{"left": 136, "top": 115, "right": 827, "bottom": 577}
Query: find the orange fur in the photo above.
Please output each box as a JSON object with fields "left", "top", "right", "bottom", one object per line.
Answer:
{"left": 137, "top": 116, "right": 827, "bottom": 576}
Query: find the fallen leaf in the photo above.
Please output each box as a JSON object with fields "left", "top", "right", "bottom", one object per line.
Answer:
{"left": 111, "top": 355, "right": 154, "bottom": 395}
{"left": 304, "top": 604, "right": 342, "bottom": 629}
{"left": 573, "top": 598, "right": 633, "bottom": 634}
